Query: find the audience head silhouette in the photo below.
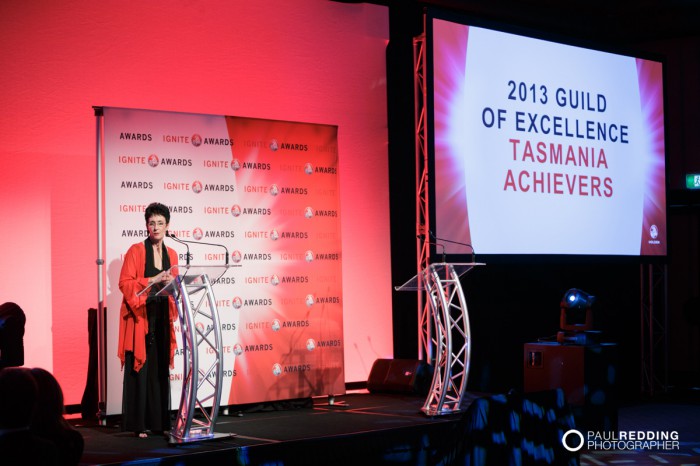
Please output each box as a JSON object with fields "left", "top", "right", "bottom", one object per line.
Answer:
{"left": 0, "top": 302, "right": 26, "bottom": 369}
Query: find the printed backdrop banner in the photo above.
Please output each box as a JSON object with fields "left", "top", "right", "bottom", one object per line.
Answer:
{"left": 101, "top": 107, "right": 344, "bottom": 415}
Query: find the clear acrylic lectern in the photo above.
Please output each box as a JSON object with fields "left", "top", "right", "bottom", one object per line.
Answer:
{"left": 138, "top": 264, "right": 233, "bottom": 443}
{"left": 395, "top": 262, "right": 484, "bottom": 416}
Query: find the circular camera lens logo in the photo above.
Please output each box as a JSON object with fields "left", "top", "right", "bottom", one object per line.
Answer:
{"left": 231, "top": 158, "right": 240, "bottom": 171}
{"left": 193, "top": 227, "right": 203, "bottom": 240}
{"left": 231, "top": 250, "right": 242, "bottom": 264}
{"left": 191, "top": 134, "right": 202, "bottom": 147}
{"left": 148, "top": 154, "right": 160, "bottom": 167}
{"left": 271, "top": 319, "right": 281, "bottom": 332}
{"left": 192, "top": 180, "right": 203, "bottom": 194}
{"left": 561, "top": 429, "right": 585, "bottom": 452}
{"left": 272, "top": 363, "right": 282, "bottom": 376}
{"left": 650, "top": 224, "right": 659, "bottom": 239}
{"left": 269, "top": 139, "right": 279, "bottom": 152}
{"left": 231, "top": 204, "right": 242, "bottom": 217}
{"left": 306, "top": 338, "right": 316, "bottom": 352}
{"left": 305, "top": 163, "right": 313, "bottom": 175}
{"left": 233, "top": 344, "right": 244, "bottom": 356}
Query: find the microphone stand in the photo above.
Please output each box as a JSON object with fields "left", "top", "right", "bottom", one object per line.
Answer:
{"left": 167, "top": 232, "right": 230, "bottom": 265}
{"left": 166, "top": 231, "right": 191, "bottom": 266}
{"left": 429, "top": 231, "right": 476, "bottom": 263}
{"left": 417, "top": 235, "right": 447, "bottom": 263}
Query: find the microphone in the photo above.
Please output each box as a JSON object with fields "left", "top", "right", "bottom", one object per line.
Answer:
{"left": 166, "top": 231, "right": 191, "bottom": 266}
{"left": 166, "top": 231, "right": 229, "bottom": 266}
{"left": 417, "top": 234, "right": 446, "bottom": 263}
{"left": 428, "top": 230, "right": 476, "bottom": 263}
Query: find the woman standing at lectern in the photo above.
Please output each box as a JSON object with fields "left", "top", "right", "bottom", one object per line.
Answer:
{"left": 118, "top": 202, "right": 178, "bottom": 438}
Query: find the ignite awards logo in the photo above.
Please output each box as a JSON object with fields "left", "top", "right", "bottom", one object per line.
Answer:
{"left": 561, "top": 429, "right": 680, "bottom": 452}
{"left": 191, "top": 134, "right": 202, "bottom": 147}
{"left": 148, "top": 154, "right": 159, "bottom": 167}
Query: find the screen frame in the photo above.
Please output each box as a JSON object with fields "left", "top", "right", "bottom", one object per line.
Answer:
{"left": 424, "top": 8, "right": 670, "bottom": 265}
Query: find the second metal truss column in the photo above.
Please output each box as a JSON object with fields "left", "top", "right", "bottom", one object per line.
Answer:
{"left": 170, "top": 273, "right": 226, "bottom": 444}
{"left": 640, "top": 263, "right": 669, "bottom": 397}
{"left": 414, "top": 17, "right": 431, "bottom": 363}
{"left": 421, "top": 264, "right": 472, "bottom": 416}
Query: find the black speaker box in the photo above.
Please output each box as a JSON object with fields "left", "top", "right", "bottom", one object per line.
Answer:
{"left": 367, "top": 359, "right": 432, "bottom": 395}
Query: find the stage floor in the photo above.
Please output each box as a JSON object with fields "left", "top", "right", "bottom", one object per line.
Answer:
{"left": 73, "top": 390, "right": 700, "bottom": 466}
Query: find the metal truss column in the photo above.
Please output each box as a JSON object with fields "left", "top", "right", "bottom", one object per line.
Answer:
{"left": 640, "top": 263, "right": 669, "bottom": 397}
{"left": 421, "top": 264, "right": 473, "bottom": 415}
{"left": 170, "top": 273, "right": 227, "bottom": 444}
{"left": 414, "top": 17, "right": 432, "bottom": 363}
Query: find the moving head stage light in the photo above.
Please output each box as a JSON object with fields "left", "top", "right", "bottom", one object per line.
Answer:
{"left": 557, "top": 288, "right": 600, "bottom": 345}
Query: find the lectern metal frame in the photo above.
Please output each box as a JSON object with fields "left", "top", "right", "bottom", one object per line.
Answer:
{"left": 396, "top": 262, "right": 482, "bottom": 416}
{"left": 146, "top": 265, "right": 230, "bottom": 444}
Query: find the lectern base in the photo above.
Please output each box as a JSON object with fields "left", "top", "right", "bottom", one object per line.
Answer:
{"left": 169, "top": 431, "right": 236, "bottom": 446}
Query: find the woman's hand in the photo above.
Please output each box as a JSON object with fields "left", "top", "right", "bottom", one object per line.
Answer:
{"left": 149, "top": 270, "right": 174, "bottom": 286}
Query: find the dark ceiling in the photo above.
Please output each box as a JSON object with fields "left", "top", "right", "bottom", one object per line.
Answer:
{"left": 338, "top": 0, "right": 700, "bottom": 44}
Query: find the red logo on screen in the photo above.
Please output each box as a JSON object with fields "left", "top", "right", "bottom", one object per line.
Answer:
{"left": 203, "top": 159, "right": 229, "bottom": 169}
{"left": 162, "top": 135, "right": 190, "bottom": 144}
{"left": 203, "top": 206, "right": 230, "bottom": 215}
{"left": 192, "top": 180, "right": 203, "bottom": 193}
{"left": 118, "top": 155, "right": 147, "bottom": 165}
{"left": 193, "top": 228, "right": 203, "bottom": 240}
{"left": 148, "top": 154, "right": 159, "bottom": 167}
{"left": 191, "top": 134, "right": 202, "bottom": 147}
{"left": 244, "top": 230, "right": 269, "bottom": 239}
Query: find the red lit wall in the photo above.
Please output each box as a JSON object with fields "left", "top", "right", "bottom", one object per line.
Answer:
{"left": 0, "top": 0, "right": 392, "bottom": 405}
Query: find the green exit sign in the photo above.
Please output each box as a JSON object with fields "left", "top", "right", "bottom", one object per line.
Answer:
{"left": 687, "top": 174, "right": 700, "bottom": 189}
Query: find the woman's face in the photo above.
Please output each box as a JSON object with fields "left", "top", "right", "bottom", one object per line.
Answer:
{"left": 146, "top": 214, "right": 168, "bottom": 242}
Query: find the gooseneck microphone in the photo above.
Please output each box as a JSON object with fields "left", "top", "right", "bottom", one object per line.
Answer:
{"left": 166, "top": 231, "right": 191, "bottom": 266}
{"left": 166, "top": 231, "right": 229, "bottom": 265}
{"left": 427, "top": 230, "right": 476, "bottom": 263}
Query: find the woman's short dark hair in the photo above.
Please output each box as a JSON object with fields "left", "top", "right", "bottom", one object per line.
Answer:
{"left": 144, "top": 202, "right": 170, "bottom": 223}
